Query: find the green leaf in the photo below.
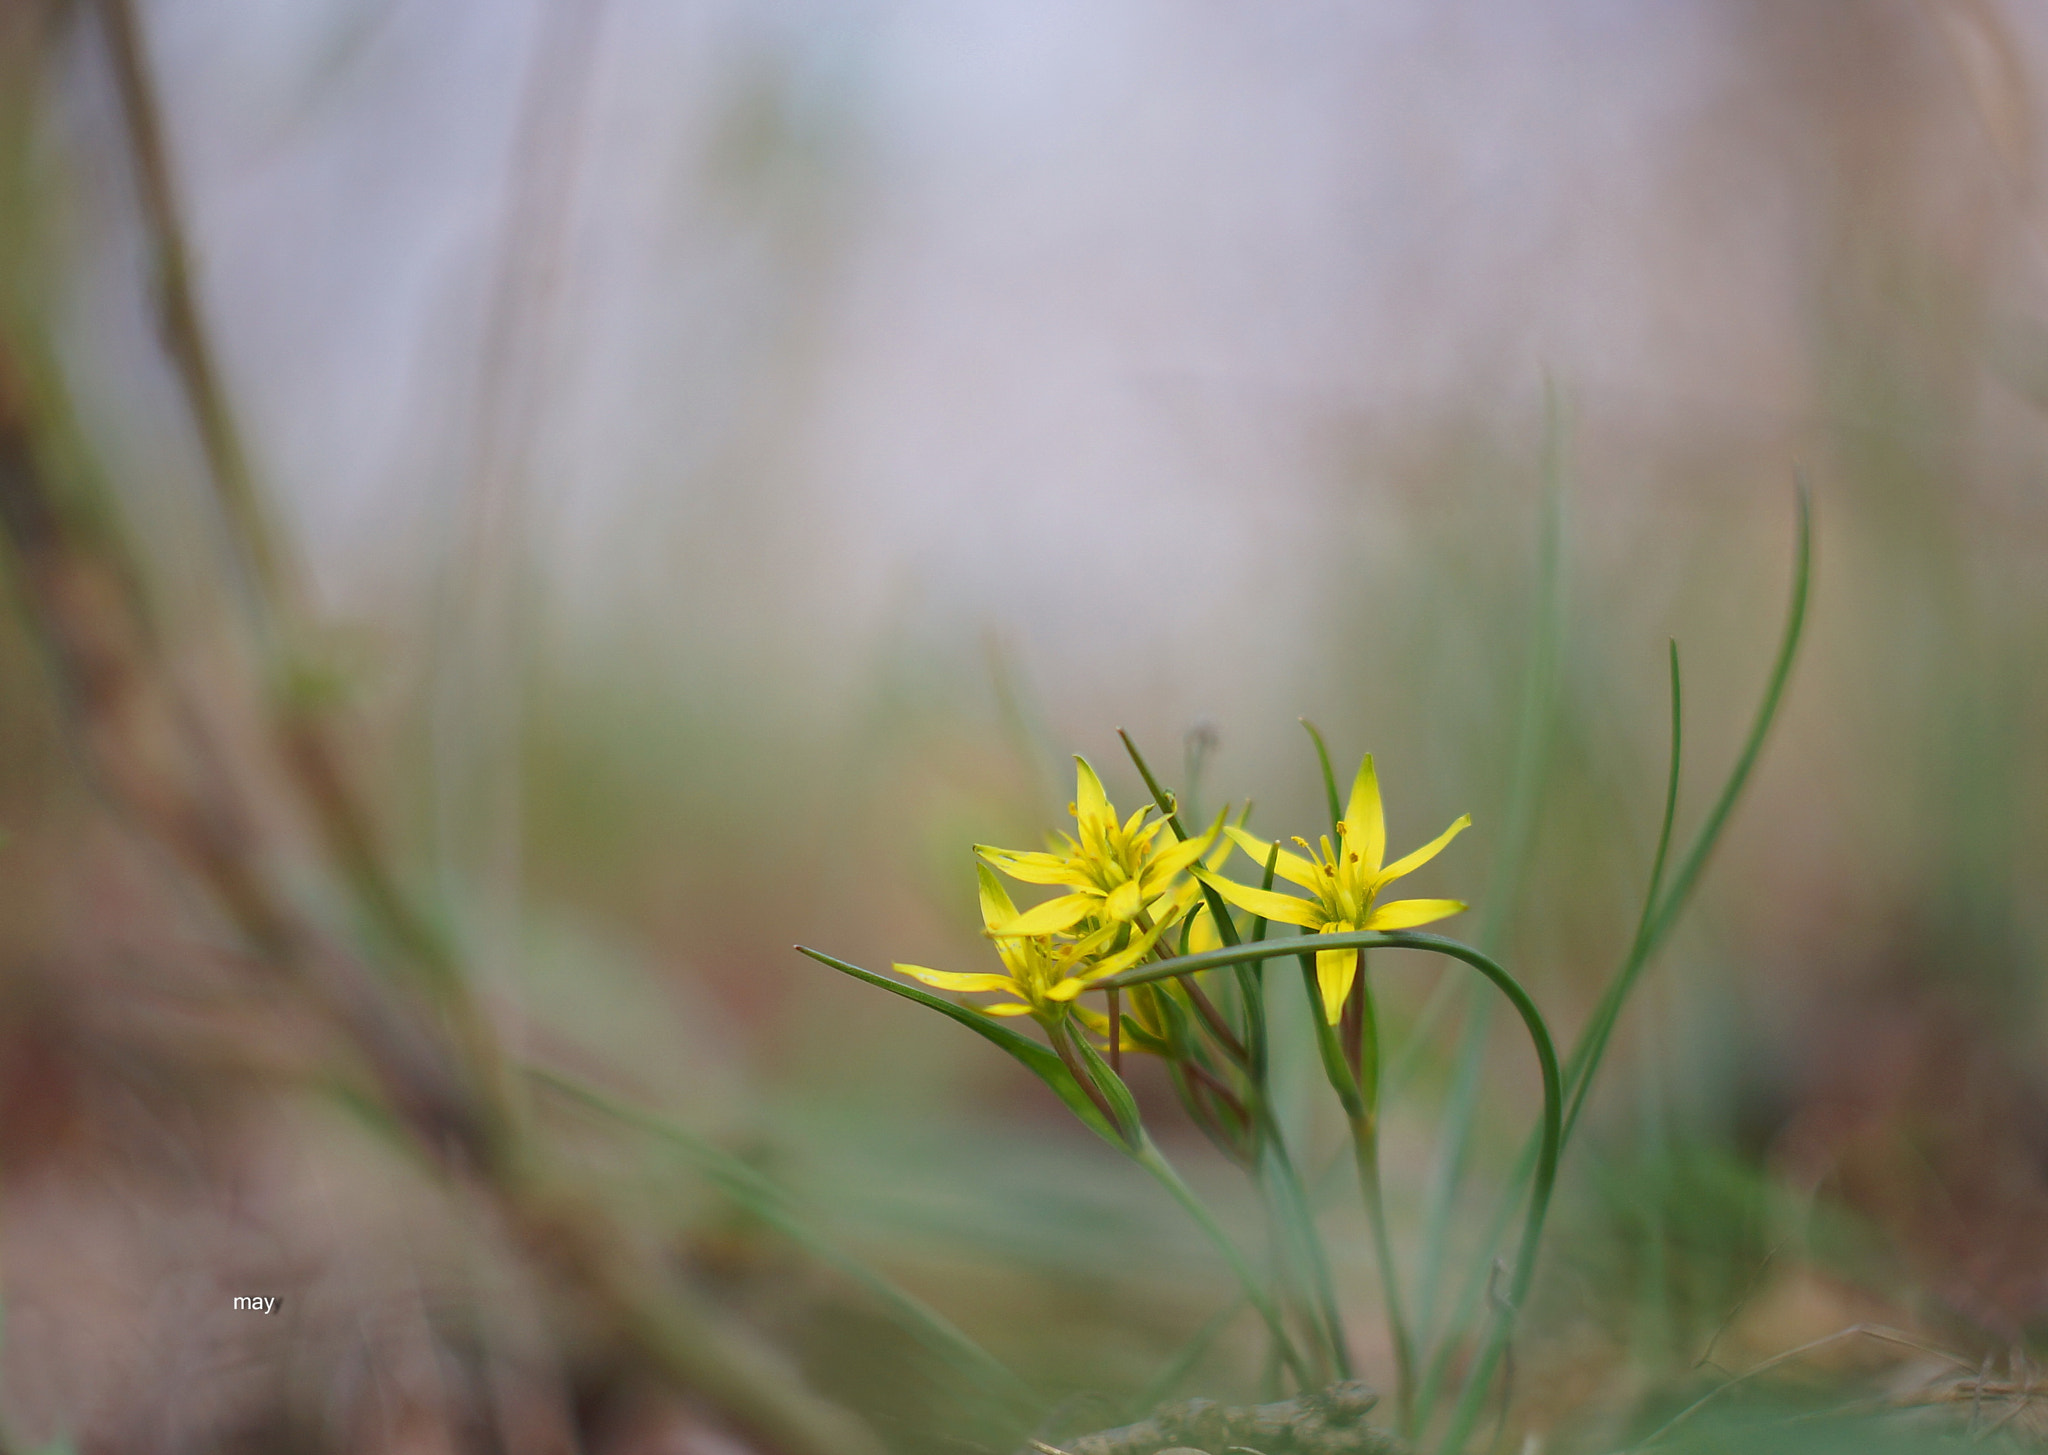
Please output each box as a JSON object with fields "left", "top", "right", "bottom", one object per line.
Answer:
{"left": 795, "top": 947, "right": 1119, "bottom": 1145}
{"left": 1298, "top": 719, "right": 1343, "bottom": 837}
{"left": 1066, "top": 1018, "right": 1145, "bottom": 1148}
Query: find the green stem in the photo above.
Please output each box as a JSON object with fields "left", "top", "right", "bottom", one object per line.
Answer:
{"left": 1565, "top": 484, "right": 1807, "bottom": 1148}
{"left": 1303, "top": 958, "right": 1362, "bottom": 1113}
{"left": 1254, "top": 1101, "right": 1353, "bottom": 1381}
{"left": 1562, "top": 639, "right": 1682, "bottom": 1144}
{"left": 1131, "top": 1136, "right": 1314, "bottom": 1391}
{"left": 1638, "top": 486, "right": 1809, "bottom": 959}
{"left": 1123, "top": 731, "right": 1353, "bottom": 1380}
{"left": 1350, "top": 1111, "right": 1413, "bottom": 1421}
{"left": 1411, "top": 425, "right": 1565, "bottom": 1432}
{"left": 1411, "top": 994, "right": 1487, "bottom": 1362}
{"left": 1300, "top": 719, "right": 1344, "bottom": 830}
{"left": 1349, "top": 974, "right": 1416, "bottom": 1425}
{"left": 1109, "top": 932, "right": 1561, "bottom": 1453}
{"left": 1305, "top": 945, "right": 1415, "bottom": 1426}
{"left": 1421, "top": 485, "right": 1809, "bottom": 1447}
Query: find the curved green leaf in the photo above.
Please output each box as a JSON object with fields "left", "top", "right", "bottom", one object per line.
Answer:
{"left": 795, "top": 947, "right": 1118, "bottom": 1145}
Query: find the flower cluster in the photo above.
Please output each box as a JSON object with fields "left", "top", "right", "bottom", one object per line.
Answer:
{"left": 895, "top": 757, "right": 1222, "bottom": 1030}
{"left": 897, "top": 750, "right": 1470, "bottom": 1039}
{"left": 813, "top": 728, "right": 1484, "bottom": 1403}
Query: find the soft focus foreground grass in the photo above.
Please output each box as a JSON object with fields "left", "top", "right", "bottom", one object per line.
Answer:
{"left": 0, "top": 4, "right": 2046, "bottom": 1450}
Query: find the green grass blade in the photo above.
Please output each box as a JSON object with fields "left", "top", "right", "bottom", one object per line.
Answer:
{"left": 1410, "top": 997, "right": 1486, "bottom": 1356}
{"left": 1638, "top": 639, "right": 1685, "bottom": 946}
{"left": 1409, "top": 417, "right": 1566, "bottom": 1423}
{"left": 1638, "top": 483, "right": 1811, "bottom": 957}
{"left": 1120, "top": 731, "right": 1351, "bottom": 1381}
{"left": 1299, "top": 718, "right": 1343, "bottom": 833}
{"left": 1561, "top": 639, "right": 1683, "bottom": 1144}
{"left": 1131, "top": 1135, "right": 1314, "bottom": 1390}
{"left": 795, "top": 947, "right": 1118, "bottom": 1146}
{"left": 1120, "top": 730, "right": 1248, "bottom": 956}
{"left": 529, "top": 1066, "right": 1040, "bottom": 1411}
{"left": 1110, "top": 930, "right": 1562, "bottom": 1449}
{"left": 1564, "top": 482, "right": 1809, "bottom": 1141}
{"left": 1349, "top": 976, "right": 1416, "bottom": 1422}
{"left": 1418, "top": 484, "right": 1810, "bottom": 1445}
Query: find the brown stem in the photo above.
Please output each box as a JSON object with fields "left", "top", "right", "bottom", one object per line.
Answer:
{"left": 0, "top": 326, "right": 883, "bottom": 1455}
{"left": 1341, "top": 965, "right": 1366, "bottom": 1088}
{"left": 93, "top": 0, "right": 298, "bottom": 617}
{"left": 1181, "top": 973, "right": 1249, "bottom": 1065}
{"left": 1050, "top": 1018, "right": 1122, "bottom": 1134}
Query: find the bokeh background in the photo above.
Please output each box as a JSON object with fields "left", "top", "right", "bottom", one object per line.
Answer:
{"left": 0, "top": 1, "right": 2046, "bottom": 1451}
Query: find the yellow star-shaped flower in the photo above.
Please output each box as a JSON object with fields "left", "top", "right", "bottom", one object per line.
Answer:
{"left": 1199, "top": 753, "right": 1469, "bottom": 1023}
{"left": 975, "top": 757, "right": 1219, "bottom": 939}
{"left": 894, "top": 863, "right": 1170, "bottom": 1025}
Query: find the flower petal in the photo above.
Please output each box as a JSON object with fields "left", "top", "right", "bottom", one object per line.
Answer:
{"left": 1344, "top": 753, "right": 1386, "bottom": 875}
{"left": 1223, "top": 826, "right": 1320, "bottom": 890}
{"left": 981, "top": 1003, "right": 1035, "bottom": 1017}
{"left": 1362, "top": 897, "right": 1468, "bottom": 931}
{"left": 1315, "top": 943, "right": 1359, "bottom": 1024}
{"left": 1146, "top": 877, "right": 1205, "bottom": 929}
{"left": 1102, "top": 878, "right": 1144, "bottom": 923}
{"left": 1147, "top": 822, "right": 1219, "bottom": 881}
{"left": 1093, "top": 915, "right": 1172, "bottom": 978}
{"left": 976, "top": 845, "right": 1082, "bottom": 887}
{"left": 1203, "top": 821, "right": 1239, "bottom": 871}
{"left": 1073, "top": 756, "right": 1111, "bottom": 822}
{"left": 975, "top": 863, "right": 1020, "bottom": 934}
{"left": 1193, "top": 868, "right": 1323, "bottom": 928}
{"left": 1378, "top": 815, "right": 1472, "bottom": 886}
{"left": 894, "top": 964, "right": 1019, "bottom": 994}
{"left": 993, "top": 891, "right": 1096, "bottom": 937}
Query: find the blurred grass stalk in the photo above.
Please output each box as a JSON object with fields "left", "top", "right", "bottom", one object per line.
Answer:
{"left": 1416, "top": 486, "right": 1811, "bottom": 1453}
{"left": 0, "top": 4, "right": 898, "bottom": 1452}
{"left": 1403, "top": 387, "right": 1568, "bottom": 1412}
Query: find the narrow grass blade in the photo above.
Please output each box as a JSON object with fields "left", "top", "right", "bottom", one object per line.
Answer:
{"left": 1120, "top": 729, "right": 1248, "bottom": 955}
{"left": 1120, "top": 730, "right": 1350, "bottom": 1381}
{"left": 1107, "top": 930, "right": 1564, "bottom": 1399}
{"left": 1299, "top": 719, "right": 1343, "bottom": 833}
{"left": 1562, "top": 639, "right": 1683, "bottom": 1144}
{"left": 1131, "top": 1136, "right": 1315, "bottom": 1390}
{"left": 1564, "top": 482, "right": 1809, "bottom": 1142}
{"left": 795, "top": 947, "right": 1118, "bottom": 1147}
{"left": 530, "top": 1066, "right": 1040, "bottom": 1411}
{"left": 1409, "top": 421, "right": 1566, "bottom": 1410}
{"left": 1418, "top": 483, "right": 1811, "bottom": 1446}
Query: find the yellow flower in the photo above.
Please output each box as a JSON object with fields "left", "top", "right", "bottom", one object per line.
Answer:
{"left": 1199, "top": 753, "right": 1470, "bottom": 1024}
{"left": 895, "top": 863, "right": 1170, "bottom": 1024}
{"left": 976, "top": 757, "right": 1219, "bottom": 939}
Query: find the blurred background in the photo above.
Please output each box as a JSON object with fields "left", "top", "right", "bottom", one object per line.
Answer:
{"left": 0, "top": 0, "right": 2046, "bottom": 1450}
